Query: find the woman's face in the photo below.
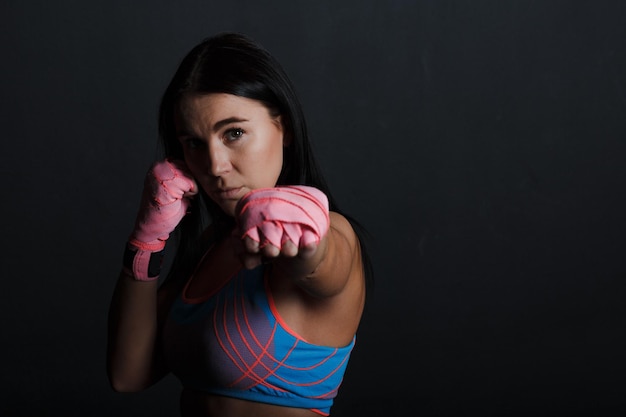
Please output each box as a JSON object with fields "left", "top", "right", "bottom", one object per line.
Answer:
{"left": 176, "top": 93, "right": 286, "bottom": 217}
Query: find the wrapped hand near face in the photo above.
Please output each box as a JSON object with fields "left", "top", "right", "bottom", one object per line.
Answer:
{"left": 124, "top": 158, "right": 197, "bottom": 281}
{"left": 234, "top": 186, "right": 330, "bottom": 268}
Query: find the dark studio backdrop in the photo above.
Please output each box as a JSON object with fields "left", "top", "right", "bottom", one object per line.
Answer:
{"left": 2, "top": 1, "right": 625, "bottom": 416}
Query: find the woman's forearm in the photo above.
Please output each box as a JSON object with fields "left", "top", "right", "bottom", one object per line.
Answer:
{"left": 106, "top": 270, "right": 165, "bottom": 392}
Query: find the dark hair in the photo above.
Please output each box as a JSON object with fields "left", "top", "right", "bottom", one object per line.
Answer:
{"left": 158, "top": 32, "right": 372, "bottom": 285}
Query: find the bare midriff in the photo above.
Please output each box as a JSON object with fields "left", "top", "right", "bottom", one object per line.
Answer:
{"left": 180, "top": 388, "right": 323, "bottom": 417}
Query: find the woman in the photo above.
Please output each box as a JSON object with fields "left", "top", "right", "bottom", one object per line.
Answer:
{"left": 107, "top": 32, "right": 371, "bottom": 417}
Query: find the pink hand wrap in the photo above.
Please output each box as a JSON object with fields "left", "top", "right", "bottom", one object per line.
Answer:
{"left": 235, "top": 186, "right": 330, "bottom": 250}
{"left": 125, "top": 159, "right": 196, "bottom": 281}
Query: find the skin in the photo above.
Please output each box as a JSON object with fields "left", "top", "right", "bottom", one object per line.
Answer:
{"left": 107, "top": 93, "right": 365, "bottom": 416}
{"left": 177, "top": 94, "right": 286, "bottom": 219}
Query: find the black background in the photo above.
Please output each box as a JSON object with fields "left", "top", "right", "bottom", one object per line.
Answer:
{"left": 2, "top": 1, "right": 625, "bottom": 416}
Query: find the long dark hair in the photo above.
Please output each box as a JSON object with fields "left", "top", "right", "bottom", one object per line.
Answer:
{"left": 158, "top": 32, "right": 372, "bottom": 285}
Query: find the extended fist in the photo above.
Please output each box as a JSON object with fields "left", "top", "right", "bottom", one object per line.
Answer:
{"left": 234, "top": 186, "right": 330, "bottom": 268}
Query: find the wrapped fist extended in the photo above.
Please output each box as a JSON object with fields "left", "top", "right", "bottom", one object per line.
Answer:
{"left": 234, "top": 186, "right": 330, "bottom": 263}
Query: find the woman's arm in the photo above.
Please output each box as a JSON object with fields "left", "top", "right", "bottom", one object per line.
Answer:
{"left": 106, "top": 271, "right": 162, "bottom": 392}
{"left": 107, "top": 159, "right": 197, "bottom": 391}
{"left": 106, "top": 270, "right": 183, "bottom": 392}
{"left": 275, "top": 211, "right": 362, "bottom": 298}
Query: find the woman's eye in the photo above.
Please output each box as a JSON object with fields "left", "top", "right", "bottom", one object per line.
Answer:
{"left": 225, "top": 128, "right": 244, "bottom": 142}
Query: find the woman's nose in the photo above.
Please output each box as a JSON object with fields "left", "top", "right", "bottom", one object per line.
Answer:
{"left": 207, "top": 140, "right": 231, "bottom": 177}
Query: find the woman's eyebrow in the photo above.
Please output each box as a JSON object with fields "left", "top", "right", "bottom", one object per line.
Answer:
{"left": 213, "top": 117, "right": 249, "bottom": 132}
{"left": 176, "top": 117, "right": 250, "bottom": 137}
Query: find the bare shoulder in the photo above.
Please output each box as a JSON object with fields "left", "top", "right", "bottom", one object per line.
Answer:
{"left": 328, "top": 210, "right": 363, "bottom": 271}
{"left": 329, "top": 211, "right": 359, "bottom": 248}
{"left": 303, "top": 210, "right": 364, "bottom": 298}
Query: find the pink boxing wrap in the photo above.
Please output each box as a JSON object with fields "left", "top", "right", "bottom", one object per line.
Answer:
{"left": 125, "top": 158, "right": 196, "bottom": 281}
{"left": 235, "top": 186, "right": 330, "bottom": 250}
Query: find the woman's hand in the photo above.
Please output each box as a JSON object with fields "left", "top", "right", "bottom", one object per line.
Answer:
{"left": 233, "top": 186, "right": 329, "bottom": 269}
{"left": 125, "top": 158, "right": 197, "bottom": 280}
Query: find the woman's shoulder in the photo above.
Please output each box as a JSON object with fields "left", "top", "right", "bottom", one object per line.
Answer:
{"left": 329, "top": 211, "right": 361, "bottom": 253}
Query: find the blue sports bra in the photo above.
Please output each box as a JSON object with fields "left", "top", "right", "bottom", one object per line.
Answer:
{"left": 162, "top": 263, "right": 355, "bottom": 416}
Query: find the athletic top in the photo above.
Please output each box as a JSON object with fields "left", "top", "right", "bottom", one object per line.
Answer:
{"left": 162, "top": 263, "right": 355, "bottom": 416}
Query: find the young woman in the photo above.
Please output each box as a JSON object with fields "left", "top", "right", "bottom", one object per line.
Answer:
{"left": 107, "top": 32, "right": 371, "bottom": 417}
